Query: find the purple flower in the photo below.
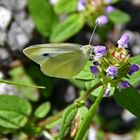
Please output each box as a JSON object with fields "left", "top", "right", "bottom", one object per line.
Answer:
{"left": 93, "top": 46, "right": 107, "bottom": 59}
{"left": 80, "top": 0, "right": 86, "bottom": 5}
{"left": 106, "top": 66, "right": 118, "bottom": 78}
{"left": 117, "top": 33, "right": 129, "bottom": 48}
{"left": 90, "top": 65, "right": 99, "bottom": 76}
{"left": 118, "top": 81, "right": 130, "bottom": 89}
{"left": 128, "top": 64, "right": 140, "bottom": 75}
{"left": 105, "top": 83, "right": 111, "bottom": 96}
{"left": 77, "top": 0, "right": 86, "bottom": 11}
{"left": 96, "top": 15, "right": 108, "bottom": 26}
{"left": 105, "top": 6, "right": 115, "bottom": 13}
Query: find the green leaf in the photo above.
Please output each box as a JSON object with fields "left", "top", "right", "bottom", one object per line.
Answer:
{"left": 34, "top": 102, "right": 51, "bottom": 118}
{"left": 70, "top": 79, "right": 85, "bottom": 89}
{"left": 59, "top": 104, "right": 78, "bottom": 139}
{"left": 112, "top": 0, "right": 120, "bottom": 3}
{"left": 70, "top": 106, "right": 88, "bottom": 138}
{"left": 85, "top": 79, "right": 115, "bottom": 97}
{"left": 74, "top": 61, "right": 94, "bottom": 81}
{"left": 0, "top": 79, "right": 45, "bottom": 89}
{"left": 0, "top": 95, "right": 32, "bottom": 129}
{"left": 114, "top": 85, "right": 140, "bottom": 118}
{"left": 126, "top": 55, "right": 140, "bottom": 85}
{"left": 10, "top": 66, "right": 44, "bottom": 101}
{"left": 26, "top": 64, "right": 54, "bottom": 98}
{"left": 75, "top": 87, "right": 105, "bottom": 140}
{"left": 50, "top": 14, "right": 85, "bottom": 42}
{"left": 131, "top": 55, "right": 140, "bottom": 65}
{"left": 127, "top": 71, "right": 140, "bottom": 85}
{"left": 23, "top": 124, "right": 41, "bottom": 136}
{"left": 71, "top": 61, "right": 94, "bottom": 90}
{"left": 28, "top": 0, "right": 58, "bottom": 37}
{"left": 78, "top": 106, "right": 88, "bottom": 120}
{"left": 108, "top": 9, "right": 130, "bottom": 24}
{"left": 54, "top": 0, "right": 78, "bottom": 14}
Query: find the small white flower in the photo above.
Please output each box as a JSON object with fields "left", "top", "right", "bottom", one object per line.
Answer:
{"left": 49, "top": 0, "right": 58, "bottom": 5}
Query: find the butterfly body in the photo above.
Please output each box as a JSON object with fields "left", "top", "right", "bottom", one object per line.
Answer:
{"left": 23, "top": 43, "right": 92, "bottom": 79}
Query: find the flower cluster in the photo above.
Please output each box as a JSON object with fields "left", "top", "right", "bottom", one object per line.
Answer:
{"left": 77, "top": 0, "right": 116, "bottom": 26}
{"left": 90, "top": 33, "right": 140, "bottom": 96}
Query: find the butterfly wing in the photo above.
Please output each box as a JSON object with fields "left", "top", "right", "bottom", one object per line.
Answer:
{"left": 41, "top": 50, "right": 87, "bottom": 79}
{"left": 23, "top": 43, "right": 88, "bottom": 79}
{"left": 23, "top": 43, "right": 82, "bottom": 64}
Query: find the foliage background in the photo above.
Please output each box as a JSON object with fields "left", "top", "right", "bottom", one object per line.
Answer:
{"left": 0, "top": 0, "right": 140, "bottom": 139}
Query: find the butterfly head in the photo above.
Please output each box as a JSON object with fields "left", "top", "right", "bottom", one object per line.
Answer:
{"left": 81, "top": 45, "right": 92, "bottom": 60}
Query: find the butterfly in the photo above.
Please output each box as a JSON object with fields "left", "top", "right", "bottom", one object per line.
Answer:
{"left": 23, "top": 43, "right": 92, "bottom": 79}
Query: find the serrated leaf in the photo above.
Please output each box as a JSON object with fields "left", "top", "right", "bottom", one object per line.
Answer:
{"left": 0, "top": 95, "right": 32, "bottom": 129}
{"left": 59, "top": 104, "right": 78, "bottom": 139}
{"left": 28, "top": 0, "right": 58, "bottom": 37}
{"left": 54, "top": 0, "right": 78, "bottom": 14}
{"left": 114, "top": 85, "right": 140, "bottom": 118}
{"left": 50, "top": 14, "right": 85, "bottom": 42}
{"left": 34, "top": 102, "right": 51, "bottom": 118}
{"left": 108, "top": 9, "right": 130, "bottom": 24}
{"left": 74, "top": 61, "right": 94, "bottom": 80}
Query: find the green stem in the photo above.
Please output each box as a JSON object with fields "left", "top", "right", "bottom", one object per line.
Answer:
{"left": 38, "top": 110, "right": 64, "bottom": 127}
{"left": 76, "top": 82, "right": 102, "bottom": 104}
{"left": 38, "top": 82, "right": 102, "bottom": 128}
{"left": 75, "top": 86, "right": 106, "bottom": 140}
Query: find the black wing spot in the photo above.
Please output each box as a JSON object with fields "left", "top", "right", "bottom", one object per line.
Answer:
{"left": 43, "top": 53, "right": 49, "bottom": 57}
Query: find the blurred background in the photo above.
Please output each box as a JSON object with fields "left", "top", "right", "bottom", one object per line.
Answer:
{"left": 0, "top": 0, "right": 140, "bottom": 139}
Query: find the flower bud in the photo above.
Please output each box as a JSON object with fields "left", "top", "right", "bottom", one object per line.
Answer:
{"left": 90, "top": 65, "right": 99, "bottom": 76}
{"left": 118, "top": 81, "right": 130, "bottom": 89}
{"left": 117, "top": 33, "right": 129, "bottom": 48}
{"left": 96, "top": 15, "right": 108, "bottom": 26}
{"left": 105, "top": 83, "right": 111, "bottom": 96}
{"left": 106, "top": 66, "right": 118, "bottom": 78}
{"left": 105, "top": 6, "right": 115, "bottom": 13}
{"left": 128, "top": 64, "right": 140, "bottom": 75}
{"left": 77, "top": 0, "right": 86, "bottom": 11}
{"left": 93, "top": 45, "right": 107, "bottom": 59}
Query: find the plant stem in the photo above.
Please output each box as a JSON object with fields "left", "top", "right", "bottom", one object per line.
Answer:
{"left": 38, "top": 110, "right": 64, "bottom": 127}
{"left": 38, "top": 82, "right": 102, "bottom": 128}
{"left": 76, "top": 81, "right": 102, "bottom": 103}
{"left": 75, "top": 86, "right": 106, "bottom": 140}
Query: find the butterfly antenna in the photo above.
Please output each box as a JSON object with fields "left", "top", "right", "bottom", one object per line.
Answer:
{"left": 88, "top": 23, "right": 98, "bottom": 45}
